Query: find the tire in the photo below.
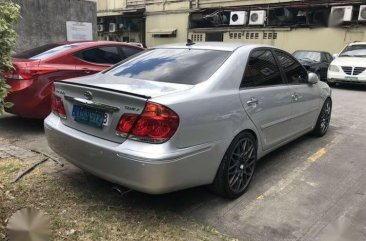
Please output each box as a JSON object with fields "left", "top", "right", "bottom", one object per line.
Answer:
{"left": 313, "top": 98, "right": 332, "bottom": 137}
{"left": 209, "top": 132, "right": 257, "bottom": 199}
{"left": 328, "top": 82, "right": 336, "bottom": 87}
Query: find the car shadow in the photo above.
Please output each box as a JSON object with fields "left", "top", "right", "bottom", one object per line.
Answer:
{"left": 332, "top": 83, "right": 366, "bottom": 91}
{"left": 56, "top": 126, "right": 338, "bottom": 219}
{"left": 0, "top": 114, "right": 44, "bottom": 137}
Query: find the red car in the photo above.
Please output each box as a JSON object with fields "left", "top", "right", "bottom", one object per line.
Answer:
{"left": 4, "top": 41, "right": 143, "bottom": 118}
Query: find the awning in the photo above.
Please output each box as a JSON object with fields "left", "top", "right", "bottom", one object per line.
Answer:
{"left": 148, "top": 29, "right": 177, "bottom": 35}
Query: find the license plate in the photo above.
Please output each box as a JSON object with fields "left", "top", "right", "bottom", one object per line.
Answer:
{"left": 345, "top": 76, "right": 358, "bottom": 81}
{"left": 72, "top": 105, "right": 109, "bottom": 128}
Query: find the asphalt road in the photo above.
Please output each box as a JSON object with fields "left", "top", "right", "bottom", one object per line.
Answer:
{"left": 1, "top": 84, "right": 366, "bottom": 241}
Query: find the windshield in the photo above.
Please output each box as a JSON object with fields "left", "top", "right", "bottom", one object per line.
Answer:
{"left": 293, "top": 51, "right": 321, "bottom": 62}
{"left": 13, "top": 44, "right": 76, "bottom": 60}
{"left": 106, "top": 48, "right": 231, "bottom": 85}
{"left": 340, "top": 44, "right": 366, "bottom": 57}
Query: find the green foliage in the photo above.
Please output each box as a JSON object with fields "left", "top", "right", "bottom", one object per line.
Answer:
{"left": 0, "top": 0, "right": 20, "bottom": 115}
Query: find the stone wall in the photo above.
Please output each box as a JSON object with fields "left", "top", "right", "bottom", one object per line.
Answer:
{"left": 13, "top": 0, "right": 97, "bottom": 53}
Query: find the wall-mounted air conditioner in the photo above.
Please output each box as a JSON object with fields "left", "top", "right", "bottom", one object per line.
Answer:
{"left": 109, "top": 23, "right": 116, "bottom": 33}
{"left": 359, "top": 5, "right": 366, "bottom": 21}
{"left": 230, "top": 11, "right": 248, "bottom": 25}
{"left": 249, "top": 10, "right": 267, "bottom": 25}
{"left": 330, "top": 6, "right": 353, "bottom": 23}
{"left": 97, "top": 17, "right": 104, "bottom": 24}
{"left": 97, "top": 25, "right": 104, "bottom": 32}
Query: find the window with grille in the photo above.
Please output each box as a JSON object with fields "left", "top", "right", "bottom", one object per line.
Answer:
{"left": 191, "top": 33, "right": 204, "bottom": 42}
{"left": 229, "top": 32, "right": 242, "bottom": 40}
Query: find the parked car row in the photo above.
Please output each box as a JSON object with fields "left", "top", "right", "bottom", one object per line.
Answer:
{"left": 292, "top": 42, "right": 366, "bottom": 86}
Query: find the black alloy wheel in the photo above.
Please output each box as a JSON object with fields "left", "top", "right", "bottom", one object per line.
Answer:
{"left": 313, "top": 98, "right": 332, "bottom": 137}
{"left": 210, "top": 132, "right": 257, "bottom": 199}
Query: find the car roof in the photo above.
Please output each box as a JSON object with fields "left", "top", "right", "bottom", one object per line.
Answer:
{"left": 154, "top": 42, "right": 272, "bottom": 52}
{"left": 348, "top": 42, "right": 366, "bottom": 46}
{"left": 294, "top": 50, "right": 331, "bottom": 54}
{"left": 57, "top": 41, "right": 143, "bottom": 49}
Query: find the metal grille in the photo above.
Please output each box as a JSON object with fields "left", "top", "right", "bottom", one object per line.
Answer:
{"left": 353, "top": 67, "right": 366, "bottom": 75}
{"left": 341, "top": 66, "right": 352, "bottom": 75}
{"left": 341, "top": 66, "right": 366, "bottom": 75}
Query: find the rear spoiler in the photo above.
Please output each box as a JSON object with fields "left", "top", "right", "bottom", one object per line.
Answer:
{"left": 55, "top": 80, "right": 152, "bottom": 100}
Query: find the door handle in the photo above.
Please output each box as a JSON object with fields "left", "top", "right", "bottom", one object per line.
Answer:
{"left": 246, "top": 97, "right": 259, "bottom": 106}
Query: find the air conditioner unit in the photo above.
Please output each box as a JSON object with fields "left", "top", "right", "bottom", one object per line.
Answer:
{"left": 97, "top": 25, "right": 104, "bottom": 32}
{"left": 97, "top": 17, "right": 104, "bottom": 24}
{"left": 330, "top": 6, "right": 353, "bottom": 24}
{"left": 109, "top": 23, "right": 116, "bottom": 33}
{"left": 230, "top": 11, "right": 248, "bottom": 25}
{"left": 359, "top": 5, "right": 366, "bottom": 21}
{"left": 249, "top": 10, "right": 267, "bottom": 25}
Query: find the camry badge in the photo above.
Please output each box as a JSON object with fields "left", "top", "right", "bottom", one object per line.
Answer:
{"left": 84, "top": 91, "right": 93, "bottom": 100}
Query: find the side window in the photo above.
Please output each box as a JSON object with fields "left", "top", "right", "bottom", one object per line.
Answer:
{"left": 122, "top": 47, "right": 142, "bottom": 58}
{"left": 275, "top": 50, "right": 308, "bottom": 84}
{"left": 76, "top": 46, "right": 122, "bottom": 64}
{"left": 241, "top": 49, "right": 284, "bottom": 88}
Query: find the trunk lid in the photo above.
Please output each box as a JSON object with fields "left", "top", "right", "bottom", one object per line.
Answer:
{"left": 62, "top": 73, "right": 193, "bottom": 98}
{"left": 11, "top": 58, "right": 41, "bottom": 69}
{"left": 54, "top": 75, "right": 192, "bottom": 143}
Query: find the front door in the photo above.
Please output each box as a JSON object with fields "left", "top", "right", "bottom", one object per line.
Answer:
{"left": 274, "top": 50, "right": 321, "bottom": 134}
{"left": 239, "top": 49, "right": 293, "bottom": 151}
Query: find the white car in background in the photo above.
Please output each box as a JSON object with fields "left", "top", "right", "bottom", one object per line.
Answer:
{"left": 328, "top": 42, "right": 366, "bottom": 86}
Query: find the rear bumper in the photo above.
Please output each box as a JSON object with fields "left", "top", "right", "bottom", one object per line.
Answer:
{"left": 5, "top": 82, "right": 51, "bottom": 119}
{"left": 44, "top": 114, "right": 228, "bottom": 194}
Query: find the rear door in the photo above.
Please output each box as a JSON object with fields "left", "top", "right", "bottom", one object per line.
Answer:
{"left": 274, "top": 50, "right": 321, "bottom": 135}
{"left": 239, "top": 48, "right": 293, "bottom": 151}
{"left": 74, "top": 45, "right": 123, "bottom": 76}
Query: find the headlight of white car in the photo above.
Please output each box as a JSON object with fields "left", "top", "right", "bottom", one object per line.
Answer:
{"left": 329, "top": 65, "right": 340, "bottom": 72}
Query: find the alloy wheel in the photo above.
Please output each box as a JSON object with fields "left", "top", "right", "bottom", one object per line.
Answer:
{"left": 228, "top": 138, "right": 256, "bottom": 193}
{"left": 320, "top": 100, "right": 331, "bottom": 134}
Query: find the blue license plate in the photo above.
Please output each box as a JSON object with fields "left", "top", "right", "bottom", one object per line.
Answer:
{"left": 72, "top": 105, "right": 105, "bottom": 128}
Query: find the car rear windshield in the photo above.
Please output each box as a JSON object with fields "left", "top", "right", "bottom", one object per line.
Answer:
{"left": 293, "top": 51, "right": 321, "bottom": 62}
{"left": 340, "top": 44, "right": 366, "bottom": 57}
{"left": 106, "top": 48, "right": 231, "bottom": 85}
{"left": 13, "top": 43, "right": 76, "bottom": 60}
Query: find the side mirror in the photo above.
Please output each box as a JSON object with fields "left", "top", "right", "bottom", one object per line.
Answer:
{"left": 332, "top": 53, "right": 339, "bottom": 59}
{"left": 308, "top": 72, "right": 319, "bottom": 84}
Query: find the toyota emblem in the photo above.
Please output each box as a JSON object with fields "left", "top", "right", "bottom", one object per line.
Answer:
{"left": 84, "top": 91, "right": 93, "bottom": 100}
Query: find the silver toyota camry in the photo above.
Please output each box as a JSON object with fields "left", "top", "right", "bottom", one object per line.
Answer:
{"left": 45, "top": 43, "right": 332, "bottom": 199}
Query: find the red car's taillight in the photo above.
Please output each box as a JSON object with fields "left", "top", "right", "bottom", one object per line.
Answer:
{"left": 116, "top": 102, "right": 179, "bottom": 143}
{"left": 4, "top": 67, "right": 58, "bottom": 80}
{"left": 51, "top": 87, "right": 66, "bottom": 119}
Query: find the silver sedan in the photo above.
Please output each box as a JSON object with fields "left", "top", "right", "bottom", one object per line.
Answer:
{"left": 45, "top": 43, "right": 332, "bottom": 199}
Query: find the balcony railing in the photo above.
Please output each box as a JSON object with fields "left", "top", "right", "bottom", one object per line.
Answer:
{"left": 126, "top": 0, "right": 187, "bottom": 8}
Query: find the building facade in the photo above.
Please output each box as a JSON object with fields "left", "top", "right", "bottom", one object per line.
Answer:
{"left": 96, "top": 0, "right": 366, "bottom": 53}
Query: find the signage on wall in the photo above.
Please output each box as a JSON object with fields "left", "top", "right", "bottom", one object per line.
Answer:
{"left": 66, "top": 21, "right": 93, "bottom": 41}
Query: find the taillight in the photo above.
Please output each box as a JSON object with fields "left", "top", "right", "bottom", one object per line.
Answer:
{"left": 51, "top": 86, "right": 66, "bottom": 119}
{"left": 4, "top": 67, "right": 58, "bottom": 80}
{"left": 116, "top": 102, "right": 179, "bottom": 143}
